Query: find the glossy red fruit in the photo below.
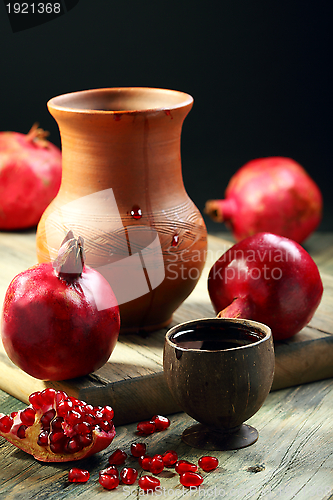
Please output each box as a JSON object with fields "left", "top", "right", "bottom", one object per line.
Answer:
{"left": 205, "top": 157, "right": 322, "bottom": 244}
{"left": 175, "top": 460, "right": 198, "bottom": 474}
{"left": 0, "top": 124, "right": 62, "bottom": 229}
{"left": 138, "top": 475, "right": 160, "bottom": 492}
{"left": 1, "top": 231, "right": 120, "bottom": 380}
{"left": 137, "top": 420, "right": 156, "bottom": 435}
{"left": 68, "top": 468, "right": 90, "bottom": 483}
{"left": 208, "top": 232, "right": 323, "bottom": 340}
{"left": 180, "top": 471, "right": 204, "bottom": 487}
{"left": 198, "top": 455, "right": 219, "bottom": 472}
{"left": 152, "top": 415, "right": 170, "bottom": 431}
{"left": 131, "top": 442, "right": 146, "bottom": 457}
{"left": 108, "top": 448, "right": 127, "bottom": 465}
{"left": 162, "top": 449, "right": 178, "bottom": 467}
{"left": 99, "top": 466, "right": 119, "bottom": 478}
{"left": 120, "top": 467, "right": 138, "bottom": 485}
{"left": 0, "top": 389, "right": 116, "bottom": 462}
{"left": 99, "top": 473, "right": 119, "bottom": 490}
{"left": 149, "top": 454, "right": 164, "bottom": 474}
{"left": 138, "top": 454, "right": 152, "bottom": 471}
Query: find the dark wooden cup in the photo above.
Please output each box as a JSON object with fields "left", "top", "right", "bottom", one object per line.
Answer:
{"left": 163, "top": 317, "right": 275, "bottom": 450}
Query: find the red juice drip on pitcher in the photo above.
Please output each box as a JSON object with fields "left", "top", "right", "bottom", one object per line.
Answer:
{"left": 171, "top": 234, "right": 180, "bottom": 247}
{"left": 130, "top": 205, "right": 142, "bottom": 220}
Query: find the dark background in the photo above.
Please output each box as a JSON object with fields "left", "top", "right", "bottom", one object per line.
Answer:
{"left": 1, "top": 0, "right": 332, "bottom": 233}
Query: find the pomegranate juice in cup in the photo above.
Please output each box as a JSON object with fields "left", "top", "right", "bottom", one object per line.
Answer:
{"left": 163, "top": 317, "right": 275, "bottom": 450}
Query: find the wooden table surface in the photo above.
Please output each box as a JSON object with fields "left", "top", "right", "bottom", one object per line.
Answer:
{"left": 0, "top": 230, "right": 333, "bottom": 499}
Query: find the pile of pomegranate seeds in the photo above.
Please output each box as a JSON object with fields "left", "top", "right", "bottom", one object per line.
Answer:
{"left": 62, "top": 412, "right": 219, "bottom": 492}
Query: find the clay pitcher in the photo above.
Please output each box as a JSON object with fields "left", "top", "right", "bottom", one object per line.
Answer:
{"left": 36, "top": 87, "right": 207, "bottom": 333}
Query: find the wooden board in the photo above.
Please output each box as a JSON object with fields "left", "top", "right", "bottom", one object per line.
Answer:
{"left": 1, "top": 378, "right": 333, "bottom": 499}
{"left": 0, "top": 231, "right": 333, "bottom": 425}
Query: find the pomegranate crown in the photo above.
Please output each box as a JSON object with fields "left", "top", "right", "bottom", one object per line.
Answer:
{"left": 53, "top": 230, "right": 86, "bottom": 277}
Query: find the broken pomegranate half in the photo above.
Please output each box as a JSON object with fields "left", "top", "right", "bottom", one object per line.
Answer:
{"left": 0, "top": 388, "right": 116, "bottom": 462}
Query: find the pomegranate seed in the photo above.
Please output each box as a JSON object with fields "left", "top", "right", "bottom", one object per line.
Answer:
{"left": 49, "top": 430, "right": 65, "bottom": 444}
{"left": 50, "top": 439, "right": 67, "bottom": 454}
{"left": 57, "top": 399, "right": 73, "bottom": 417}
{"left": 99, "top": 473, "right": 119, "bottom": 490}
{"left": 0, "top": 415, "right": 13, "bottom": 433}
{"left": 16, "top": 424, "right": 27, "bottom": 439}
{"left": 198, "top": 455, "right": 219, "bottom": 472}
{"left": 73, "top": 421, "right": 91, "bottom": 435}
{"left": 102, "top": 405, "right": 114, "bottom": 420}
{"left": 120, "top": 467, "right": 138, "bottom": 485}
{"left": 152, "top": 415, "right": 170, "bottom": 431}
{"left": 108, "top": 448, "right": 127, "bottom": 465}
{"left": 99, "top": 420, "right": 113, "bottom": 432}
{"left": 10, "top": 411, "right": 18, "bottom": 419}
{"left": 29, "top": 391, "right": 44, "bottom": 409}
{"left": 131, "top": 442, "right": 146, "bottom": 457}
{"left": 65, "top": 410, "right": 82, "bottom": 426}
{"left": 99, "top": 466, "right": 119, "bottom": 478}
{"left": 138, "top": 475, "right": 160, "bottom": 492}
{"left": 40, "top": 388, "right": 56, "bottom": 405}
{"left": 20, "top": 407, "right": 36, "bottom": 426}
{"left": 180, "top": 471, "right": 204, "bottom": 488}
{"left": 37, "top": 430, "right": 49, "bottom": 447}
{"left": 79, "top": 433, "right": 93, "bottom": 447}
{"left": 149, "top": 454, "right": 164, "bottom": 474}
{"left": 41, "top": 409, "right": 56, "bottom": 430}
{"left": 55, "top": 390, "right": 67, "bottom": 405}
{"left": 51, "top": 417, "right": 64, "bottom": 432}
{"left": 137, "top": 420, "right": 156, "bottom": 435}
{"left": 138, "top": 454, "right": 152, "bottom": 471}
{"left": 175, "top": 460, "right": 198, "bottom": 474}
{"left": 66, "top": 436, "right": 83, "bottom": 454}
{"left": 162, "top": 450, "right": 178, "bottom": 467}
{"left": 84, "top": 413, "right": 96, "bottom": 425}
{"left": 69, "top": 397, "right": 82, "bottom": 406}
{"left": 94, "top": 410, "right": 104, "bottom": 422}
{"left": 68, "top": 468, "right": 90, "bottom": 483}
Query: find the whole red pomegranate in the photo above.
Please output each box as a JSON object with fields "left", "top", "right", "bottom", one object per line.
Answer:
{"left": 0, "top": 388, "right": 116, "bottom": 462}
{"left": 0, "top": 123, "right": 62, "bottom": 229}
{"left": 208, "top": 232, "right": 323, "bottom": 340}
{"left": 205, "top": 157, "right": 322, "bottom": 243}
{"left": 1, "top": 231, "right": 120, "bottom": 380}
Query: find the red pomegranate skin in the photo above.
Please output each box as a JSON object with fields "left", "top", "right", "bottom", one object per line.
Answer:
{"left": 1, "top": 262, "right": 120, "bottom": 380}
{"left": 208, "top": 232, "right": 323, "bottom": 340}
{"left": 205, "top": 157, "right": 322, "bottom": 244}
{"left": 0, "top": 126, "right": 62, "bottom": 229}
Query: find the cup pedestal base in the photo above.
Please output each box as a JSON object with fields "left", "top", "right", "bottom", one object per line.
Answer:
{"left": 181, "top": 423, "right": 259, "bottom": 451}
